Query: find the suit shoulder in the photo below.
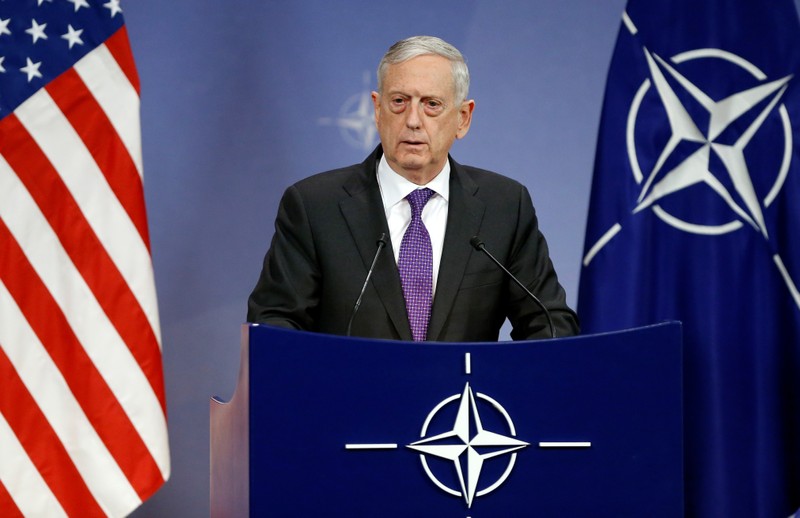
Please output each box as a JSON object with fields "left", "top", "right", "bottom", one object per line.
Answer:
{"left": 291, "top": 163, "right": 361, "bottom": 191}
{"left": 457, "top": 163, "right": 528, "bottom": 194}
{"left": 277, "top": 163, "right": 372, "bottom": 207}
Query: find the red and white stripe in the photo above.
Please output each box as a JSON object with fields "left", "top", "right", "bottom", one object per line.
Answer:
{"left": 0, "top": 27, "right": 169, "bottom": 516}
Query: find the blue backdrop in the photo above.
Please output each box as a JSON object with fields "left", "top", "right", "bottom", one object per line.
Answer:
{"left": 121, "top": 1, "right": 799, "bottom": 516}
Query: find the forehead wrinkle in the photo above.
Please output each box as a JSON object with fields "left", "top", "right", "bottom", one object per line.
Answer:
{"left": 381, "top": 57, "right": 456, "bottom": 102}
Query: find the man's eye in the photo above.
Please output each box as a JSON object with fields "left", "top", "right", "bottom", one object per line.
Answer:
{"left": 388, "top": 98, "right": 407, "bottom": 112}
{"left": 423, "top": 100, "right": 444, "bottom": 114}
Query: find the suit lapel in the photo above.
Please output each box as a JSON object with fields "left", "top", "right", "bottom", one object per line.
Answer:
{"left": 339, "top": 151, "right": 412, "bottom": 340}
{"left": 427, "top": 161, "right": 486, "bottom": 341}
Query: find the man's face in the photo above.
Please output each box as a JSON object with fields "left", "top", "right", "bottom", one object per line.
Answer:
{"left": 372, "top": 55, "right": 474, "bottom": 184}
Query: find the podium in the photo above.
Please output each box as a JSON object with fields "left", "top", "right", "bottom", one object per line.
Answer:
{"left": 210, "top": 323, "right": 683, "bottom": 517}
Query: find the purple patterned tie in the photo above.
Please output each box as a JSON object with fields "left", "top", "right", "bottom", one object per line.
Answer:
{"left": 398, "top": 188, "right": 435, "bottom": 341}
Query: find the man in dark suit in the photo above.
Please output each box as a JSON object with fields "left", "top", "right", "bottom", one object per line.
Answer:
{"left": 248, "top": 36, "right": 578, "bottom": 341}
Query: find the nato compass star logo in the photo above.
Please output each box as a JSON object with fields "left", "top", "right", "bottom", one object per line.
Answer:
{"left": 406, "top": 382, "right": 529, "bottom": 508}
{"left": 345, "top": 353, "right": 590, "bottom": 511}
{"left": 318, "top": 71, "right": 379, "bottom": 152}
{"left": 583, "top": 11, "right": 800, "bottom": 310}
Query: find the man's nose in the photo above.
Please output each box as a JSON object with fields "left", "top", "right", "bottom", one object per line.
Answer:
{"left": 405, "top": 101, "right": 422, "bottom": 129}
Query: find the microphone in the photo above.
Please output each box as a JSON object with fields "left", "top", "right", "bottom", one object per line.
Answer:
{"left": 346, "top": 233, "right": 388, "bottom": 337}
{"left": 469, "top": 236, "right": 556, "bottom": 339}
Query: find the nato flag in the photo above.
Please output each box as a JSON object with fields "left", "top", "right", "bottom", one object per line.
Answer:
{"left": 579, "top": 1, "right": 800, "bottom": 516}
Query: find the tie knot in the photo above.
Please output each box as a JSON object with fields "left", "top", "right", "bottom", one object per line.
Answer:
{"left": 406, "top": 188, "right": 435, "bottom": 217}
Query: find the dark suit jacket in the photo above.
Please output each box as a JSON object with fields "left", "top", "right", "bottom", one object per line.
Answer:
{"left": 247, "top": 146, "right": 579, "bottom": 341}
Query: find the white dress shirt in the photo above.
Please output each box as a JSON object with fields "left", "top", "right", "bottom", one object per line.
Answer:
{"left": 376, "top": 154, "right": 450, "bottom": 292}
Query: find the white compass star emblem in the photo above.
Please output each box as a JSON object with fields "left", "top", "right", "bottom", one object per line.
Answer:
{"left": 318, "top": 71, "right": 379, "bottom": 152}
{"left": 345, "top": 354, "right": 591, "bottom": 510}
{"left": 406, "top": 382, "right": 529, "bottom": 508}
{"left": 632, "top": 47, "right": 792, "bottom": 239}
{"left": 584, "top": 38, "right": 800, "bottom": 310}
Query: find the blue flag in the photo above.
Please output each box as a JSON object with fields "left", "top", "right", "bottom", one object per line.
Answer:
{"left": 579, "top": 1, "right": 800, "bottom": 516}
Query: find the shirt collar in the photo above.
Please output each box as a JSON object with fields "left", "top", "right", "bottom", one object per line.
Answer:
{"left": 377, "top": 154, "right": 450, "bottom": 210}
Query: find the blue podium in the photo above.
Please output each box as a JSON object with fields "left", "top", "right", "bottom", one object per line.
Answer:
{"left": 210, "top": 323, "right": 683, "bottom": 517}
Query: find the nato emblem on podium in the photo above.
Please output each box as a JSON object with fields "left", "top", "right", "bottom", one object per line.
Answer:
{"left": 345, "top": 353, "right": 592, "bottom": 511}
{"left": 209, "top": 323, "right": 683, "bottom": 517}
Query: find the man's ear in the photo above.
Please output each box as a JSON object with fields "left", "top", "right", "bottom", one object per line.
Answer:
{"left": 456, "top": 99, "right": 475, "bottom": 139}
{"left": 371, "top": 91, "right": 381, "bottom": 126}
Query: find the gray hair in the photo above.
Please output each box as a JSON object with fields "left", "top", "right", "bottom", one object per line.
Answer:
{"left": 377, "top": 35, "right": 470, "bottom": 104}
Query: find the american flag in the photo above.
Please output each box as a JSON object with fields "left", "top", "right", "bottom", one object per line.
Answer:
{"left": 0, "top": 1, "right": 169, "bottom": 516}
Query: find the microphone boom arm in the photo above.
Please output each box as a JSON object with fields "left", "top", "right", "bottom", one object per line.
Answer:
{"left": 470, "top": 236, "right": 556, "bottom": 339}
{"left": 346, "top": 233, "right": 388, "bottom": 337}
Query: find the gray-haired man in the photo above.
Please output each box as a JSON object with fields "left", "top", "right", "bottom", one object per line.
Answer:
{"left": 248, "top": 36, "right": 579, "bottom": 341}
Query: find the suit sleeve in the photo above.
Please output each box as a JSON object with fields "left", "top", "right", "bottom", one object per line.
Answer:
{"left": 247, "top": 185, "right": 321, "bottom": 330}
{"left": 506, "top": 186, "right": 580, "bottom": 339}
